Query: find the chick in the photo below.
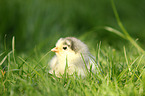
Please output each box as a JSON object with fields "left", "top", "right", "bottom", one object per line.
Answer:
{"left": 49, "top": 37, "right": 96, "bottom": 77}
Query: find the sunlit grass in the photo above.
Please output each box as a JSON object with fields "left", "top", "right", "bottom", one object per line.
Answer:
{"left": 0, "top": 35, "right": 145, "bottom": 95}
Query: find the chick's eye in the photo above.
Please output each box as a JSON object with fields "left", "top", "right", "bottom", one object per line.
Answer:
{"left": 63, "top": 47, "right": 67, "bottom": 50}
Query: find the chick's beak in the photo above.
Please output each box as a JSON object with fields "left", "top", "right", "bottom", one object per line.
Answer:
{"left": 51, "top": 47, "right": 59, "bottom": 52}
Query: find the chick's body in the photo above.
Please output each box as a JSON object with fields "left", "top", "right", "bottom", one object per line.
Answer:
{"left": 49, "top": 37, "right": 95, "bottom": 77}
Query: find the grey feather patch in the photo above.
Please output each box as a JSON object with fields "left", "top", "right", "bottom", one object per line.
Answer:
{"left": 63, "top": 41, "right": 71, "bottom": 47}
{"left": 70, "top": 40, "right": 79, "bottom": 53}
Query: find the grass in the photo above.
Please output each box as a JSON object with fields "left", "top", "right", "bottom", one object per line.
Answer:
{"left": 105, "top": 0, "right": 145, "bottom": 54}
{"left": 1, "top": 0, "right": 145, "bottom": 96}
{"left": 0, "top": 38, "right": 145, "bottom": 96}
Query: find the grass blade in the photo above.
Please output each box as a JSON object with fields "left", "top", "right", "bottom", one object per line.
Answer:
{"left": 104, "top": 26, "right": 126, "bottom": 39}
{"left": 80, "top": 53, "right": 89, "bottom": 74}
{"left": 109, "top": 0, "right": 145, "bottom": 53}
{"left": 12, "top": 36, "right": 17, "bottom": 65}
{"left": 18, "top": 56, "right": 45, "bottom": 81}
{"left": 0, "top": 51, "right": 12, "bottom": 66}
{"left": 0, "top": 55, "right": 7, "bottom": 66}
{"left": 0, "top": 52, "right": 5, "bottom": 57}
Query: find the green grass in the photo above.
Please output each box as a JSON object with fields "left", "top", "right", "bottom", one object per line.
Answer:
{"left": 1, "top": 0, "right": 145, "bottom": 95}
{"left": 0, "top": 37, "right": 145, "bottom": 96}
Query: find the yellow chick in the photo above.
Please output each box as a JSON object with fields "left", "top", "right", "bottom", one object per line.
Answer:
{"left": 49, "top": 37, "right": 96, "bottom": 77}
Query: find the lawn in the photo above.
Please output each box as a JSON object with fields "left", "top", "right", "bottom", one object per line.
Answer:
{"left": 0, "top": 0, "right": 145, "bottom": 95}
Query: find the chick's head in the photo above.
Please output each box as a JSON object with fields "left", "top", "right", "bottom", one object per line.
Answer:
{"left": 51, "top": 37, "right": 90, "bottom": 56}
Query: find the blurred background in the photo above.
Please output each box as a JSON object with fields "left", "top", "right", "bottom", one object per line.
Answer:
{"left": 0, "top": 0, "right": 145, "bottom": 54}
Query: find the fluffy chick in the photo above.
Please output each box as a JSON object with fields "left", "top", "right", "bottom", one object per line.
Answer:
{"left": 49, "top": 37, "right": 96, "bottom": 77}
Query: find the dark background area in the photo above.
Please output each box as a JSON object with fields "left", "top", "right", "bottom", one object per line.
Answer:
{"left": 0, "top": 0, "right": 145, "bottom": 54}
